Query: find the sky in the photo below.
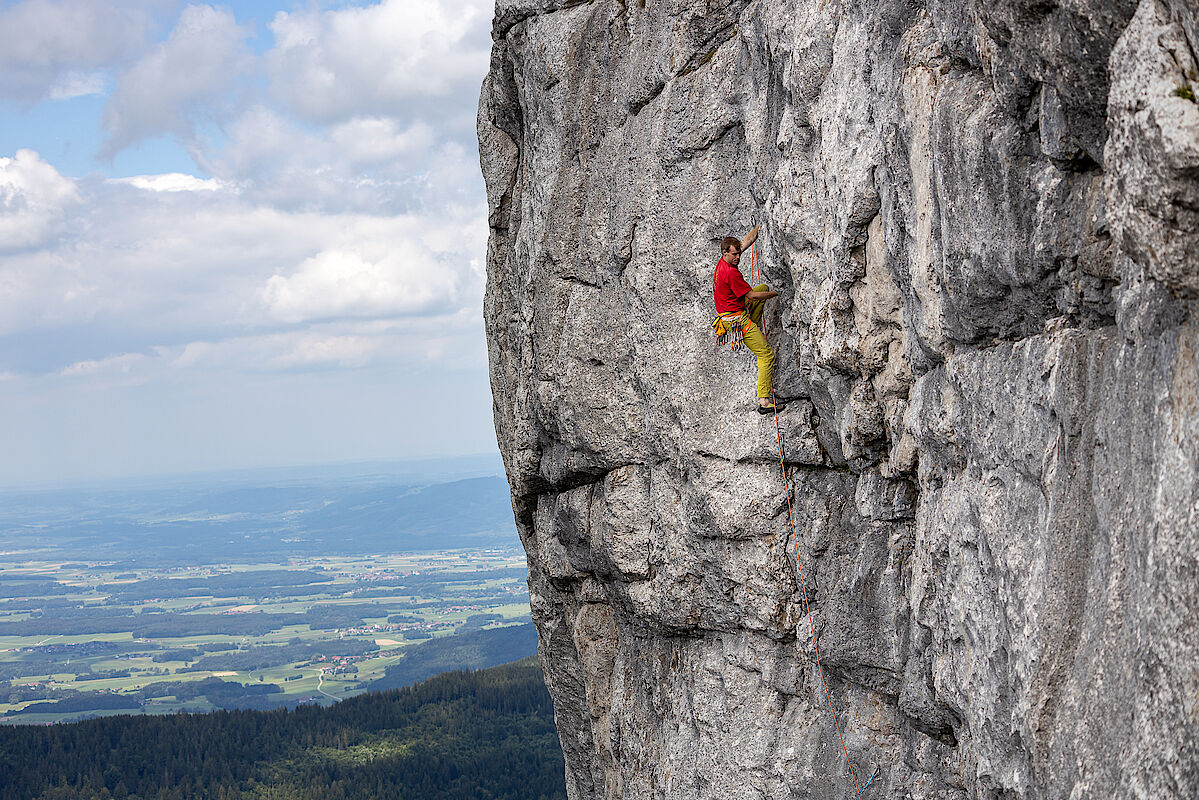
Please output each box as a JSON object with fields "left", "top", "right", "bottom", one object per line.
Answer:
{"left": 0, "top": 0, "right": 500, "bottom": 487}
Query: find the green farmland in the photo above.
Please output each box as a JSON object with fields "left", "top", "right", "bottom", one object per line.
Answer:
{"left": 0, "top": 550, "right": 533, "bottom": 725}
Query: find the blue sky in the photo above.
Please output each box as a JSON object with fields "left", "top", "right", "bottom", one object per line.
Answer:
{"left": 0, "top": 0, "right": 498, "bottom": 486}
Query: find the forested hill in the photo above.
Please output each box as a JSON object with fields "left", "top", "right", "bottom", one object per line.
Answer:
{"left": 0, "top": 657, "right": 565, "bottom": 800}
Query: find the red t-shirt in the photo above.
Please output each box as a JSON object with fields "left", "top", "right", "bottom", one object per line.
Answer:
{"left": 713, "top": 257, "right": 753, "bottom": 314}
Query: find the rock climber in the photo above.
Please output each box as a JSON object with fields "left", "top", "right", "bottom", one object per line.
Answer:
{"left": 712, "top": 225, "right": 785, "bottom": 414}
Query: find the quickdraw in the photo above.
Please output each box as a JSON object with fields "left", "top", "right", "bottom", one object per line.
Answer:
{"left": 712, "top": 313, "right": 748, "bottom": 349}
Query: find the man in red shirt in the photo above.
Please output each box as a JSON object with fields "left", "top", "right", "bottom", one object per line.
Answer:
{"left": 713, "top": 225, "right": 784, "bottom": 413}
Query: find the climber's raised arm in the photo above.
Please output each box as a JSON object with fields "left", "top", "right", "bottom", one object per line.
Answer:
{"left": 741, "top": 224, "right": 759, "bottom": 253}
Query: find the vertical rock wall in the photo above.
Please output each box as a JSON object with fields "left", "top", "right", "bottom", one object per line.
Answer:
{"left": 479, "top": 1, "right": 1198, "bottom": 798}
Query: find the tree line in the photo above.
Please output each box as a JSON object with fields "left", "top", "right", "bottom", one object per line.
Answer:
{"left": 0, "top": 657, "right": 565, "bottom": 800}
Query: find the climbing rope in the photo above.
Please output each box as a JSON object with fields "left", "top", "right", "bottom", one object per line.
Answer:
{"left": 756, "top": 234, "right": 867, "bottom": 800}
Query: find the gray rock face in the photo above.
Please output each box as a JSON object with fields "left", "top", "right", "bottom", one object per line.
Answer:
{"left": 479, "top": 1, "right": 1199, "bottom": 798}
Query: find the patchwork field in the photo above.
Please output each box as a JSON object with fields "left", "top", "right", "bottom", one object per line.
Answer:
{"left": 0, "top": 549, "right": 533, "bottom": 725}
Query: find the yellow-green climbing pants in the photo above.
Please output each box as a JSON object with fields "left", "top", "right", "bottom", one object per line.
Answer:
{"left": 740, "top": 284, "right": 775, "bottom": 399}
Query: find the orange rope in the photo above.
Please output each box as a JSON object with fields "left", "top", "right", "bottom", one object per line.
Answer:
{"left": 762, "top": 231, "right": 863, "bottom": 799}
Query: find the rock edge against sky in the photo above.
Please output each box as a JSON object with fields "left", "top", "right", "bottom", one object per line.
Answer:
{"left": 480, "top": 1, "right": 1198, "bottom": 798}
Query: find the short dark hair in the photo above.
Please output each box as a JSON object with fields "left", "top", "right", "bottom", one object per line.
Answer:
{"left": 721, "top": 236, "right": 742, "bottom": 254}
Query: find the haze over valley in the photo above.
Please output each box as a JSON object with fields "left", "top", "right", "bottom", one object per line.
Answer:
{"left": 0, "top": 456, "right": 536, "bottom": 726}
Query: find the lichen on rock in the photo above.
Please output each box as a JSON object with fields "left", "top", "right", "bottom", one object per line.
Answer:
{"left": 479, "top": 1, "right": 1199, "bottom": 798}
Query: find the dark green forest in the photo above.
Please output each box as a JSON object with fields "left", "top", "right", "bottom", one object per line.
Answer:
{"left": 0, "top": 657, "right": 566, "bottom": 800}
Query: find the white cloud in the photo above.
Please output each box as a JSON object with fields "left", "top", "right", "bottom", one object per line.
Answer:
{"left": 174, "top": 329, "right": 383, "bottom": 371}
{"left": 0, "top": 0, "right": 164, "bottom": 103}
{"left": 59, "top": 351, "right": 150, "bottom": 377}
{"left": 48, "top": 70, "right": 108, "bottom": 100}
{"left": 267, "top": 0, "right": 492, "bottom": 124}
{"left": 262, "top": 244, "right": 458, "bottom": 324}
{"left": 197, "top": 105, "right": 478, "bottom": 213}
{"left": 24, "top": 315, "right": 482, "bottom": 384}
{"left": 0, "top": 1, "right": 500, "bottom": 484}
{"left": 330, "top": 118, "right": 438, "bottom": 166}
{"left": 168, "top": 312, "right": 486, "bottom": 373}
{"left": 101, "top": 4, "right": 253, "bottom": 157}
{"left": 0, "top": 149, "right": 81, "bottom": 250}
{"left": 0, "top": 163, "right": 488, "bottom": 358}
{"left": 211, "top": 106, "right": 441, "bottom": 176}
{"left": 112, "top": 173, "right": 227, "bottom": 192}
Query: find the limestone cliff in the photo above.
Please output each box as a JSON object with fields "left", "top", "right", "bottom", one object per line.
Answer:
{"left": 478, "top": 1, "right": 1199, "bottom": 797}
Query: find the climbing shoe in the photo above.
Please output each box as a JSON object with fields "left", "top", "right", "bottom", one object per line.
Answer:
{"left": 756, "top": 401, "right": 786, "bottom": 414}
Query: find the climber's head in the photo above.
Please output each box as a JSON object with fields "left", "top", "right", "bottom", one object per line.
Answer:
{"left": 721, "top": 236, "right": 742, "bottom": 265}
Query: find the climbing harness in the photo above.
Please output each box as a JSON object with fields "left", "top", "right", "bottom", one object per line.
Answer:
{"left": 757, "top": 231, "right": 875, "bottom": 798}
{"left": 712, "top": 312, "right": 747, "bottom": 348}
